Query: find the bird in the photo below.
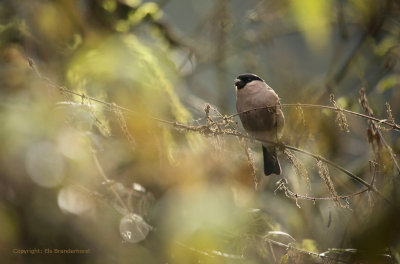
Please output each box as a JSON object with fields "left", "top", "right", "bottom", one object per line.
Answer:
{"left": 235, "top": 73, "right": 285, "bottom": 175}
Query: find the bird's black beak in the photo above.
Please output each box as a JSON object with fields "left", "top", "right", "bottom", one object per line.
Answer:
{"left": 234, "top": 78, "right": 245, "bottom": 89}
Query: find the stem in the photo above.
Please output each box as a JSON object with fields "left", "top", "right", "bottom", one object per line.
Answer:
{"left": 29, "top": 62, "right": 393, "bottom": 205}
{"left": 228, "top": 104, "right": 400, "bottom": 132}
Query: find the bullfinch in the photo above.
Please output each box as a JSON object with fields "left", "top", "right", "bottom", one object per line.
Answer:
{"left": 235, "top": 73, "right": 285, "bottom": 175}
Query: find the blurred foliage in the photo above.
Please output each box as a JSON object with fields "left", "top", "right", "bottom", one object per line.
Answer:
{"left": 1, "top": 0, "right": 400, "bottom": 263}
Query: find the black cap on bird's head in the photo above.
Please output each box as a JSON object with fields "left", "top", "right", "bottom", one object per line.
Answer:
{"left": 234, "top": 73, "right": 264, "bottom": 90}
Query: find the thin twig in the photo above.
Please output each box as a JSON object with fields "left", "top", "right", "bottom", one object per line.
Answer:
{"left": 220, "top": 130, "right": 393, "bottom": 206}
{"left": 29, "top": 58, "right": 400, "bottom": 132}
{"left": 359, "top": 88, "right": 400, "bottom": 176}
{"left": 264, "top": 238, "right": 352, "bottom": 264}
{"left": 92, "top": 148, "right": 130, "bottom": 213}
{"left": 52, "top": 87, "right": 391, "bottom": 204}
{"left": 275, "top": 178, "right": 369, "bottom": 203}
{"left": 27, "top": 59, "right": 393, "bottom": 205}
{"left": 228, "top": 103, "right": 400, "bottom": 132}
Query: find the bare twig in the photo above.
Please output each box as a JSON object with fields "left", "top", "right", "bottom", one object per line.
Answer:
{"left": 28, "top": 58, "right": 400, "bottom": 132}
{"left": 27, "top": 59, "right": 393, "bottom": 205}
{"left": 54, "top": 89, "right": 391, "bottom": 204}
{"left": 227, "top": 104, "right": 400, "bottom": 132}
{"left": 92, "top": 148, "right": 130, "bottom": 214}
{"left": 264, "top": 237, "right": 352, "bottom": 264}
{"left": 359, "top": 88, "right": 400, "bottom": 176}
{"left": 283, "top": 149, "right": 310, "bottom": 191}
{"left": 274, "top": 178, "right": 367, "bottom": 205}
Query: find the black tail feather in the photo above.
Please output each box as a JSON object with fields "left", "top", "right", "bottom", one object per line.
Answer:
{"left": 262, "top": 146, "right": 281, "bottom": 176}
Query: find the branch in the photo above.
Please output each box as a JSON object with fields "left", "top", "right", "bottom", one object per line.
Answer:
{"left": 228, "top": 103, "right": 400, "bottom": 132}
{"left": 274, "top": 178, "right": 368, "bottom": 208}
{"left": 359, "top": 88, "right": 400, "bottom": 176}
{"left": 27, "top": 58, "right": 392, "bottom": 205}
{"left": 264, "top": 237, "right": 352, "bottom": 264}
{"left": 265, "top": 237, "right": 394, "bottom": 264}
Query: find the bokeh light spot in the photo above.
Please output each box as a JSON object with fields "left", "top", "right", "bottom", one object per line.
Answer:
{"left": 25, "top": 141, "right": 65, "bottom": 188}
{"left": 119, "top": 213, "right": 152, "bottom": 243}
{"left": 58, "top": 186, "right": 93, "bottom": 215}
